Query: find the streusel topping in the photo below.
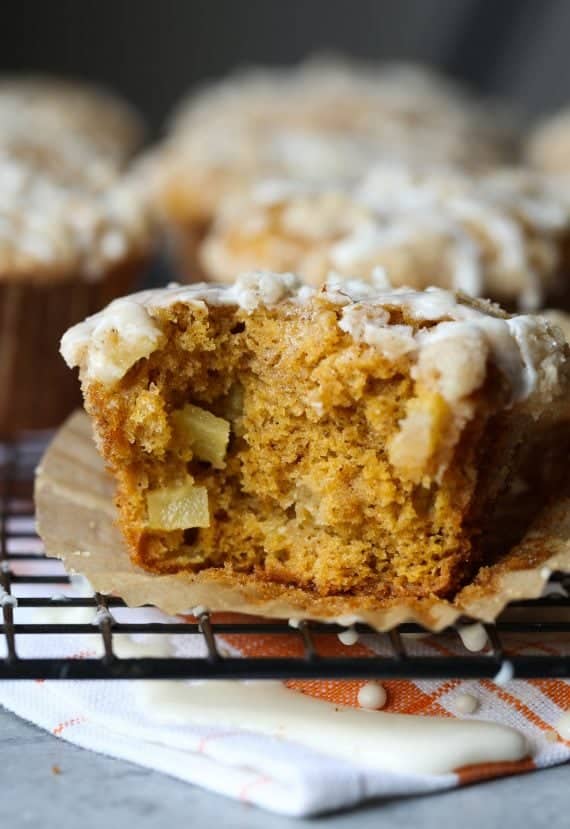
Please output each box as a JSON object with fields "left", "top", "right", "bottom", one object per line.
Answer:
{"left": 0, "top": 76, "right": 144, "bottom": 165}
{"left": 61, "top": 271, "right": 567, "bottom": 417}
{"left": 201, "top": 164, "right": 570, "bottom": 310}
{"left": 0, "top": 155, "right": 152, "bottom": 281}
{"left": 170, "top": 58, "right": 512, "bottom": 171}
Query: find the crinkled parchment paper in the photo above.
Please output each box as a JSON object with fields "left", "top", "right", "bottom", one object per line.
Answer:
{"left": 35, "top": 411, "right": 570, "bottom": 631}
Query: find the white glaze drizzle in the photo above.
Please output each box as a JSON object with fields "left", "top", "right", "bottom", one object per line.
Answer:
{"left": 112, "top": 634, "right": 175, "bottom": 659}
{"left": 0, "top": 587, "right": 17, "bottom": 608}
{"left": 0, "top": 154, "right": 151, "bottom": 280}
{"left": 209, "top": 164, "right": 570, "bottom": 309}
{"left": 61, "top": 271, "right": 565, "bottom": 420}
{"left": 61, "top": 298, "right": 164, "bottom": 386}
{"left": 454, "top": 693, "right": 480, "bottom": 715}
{"left": 354, "top": 164, "right": 568, "bottom": 309}
{"left": 457, "top": 623, "right": 489, "bottom": 653}
{"left": 61, "top": 271, "right": 302, "bottom": 383}
{"left": 357, "top": 681, "right": 387, "bottom": 709}
{"left": 337, "top": 627, "right": 359, "bottom": 646}
{"left": 494, "top": 661, "right": 515, "bottom": 686}
{"left": 92, "top": 606, "right": 115, "bottom": 627}
{"left": 136, "top": 679, "right": 528, "bottom": 775}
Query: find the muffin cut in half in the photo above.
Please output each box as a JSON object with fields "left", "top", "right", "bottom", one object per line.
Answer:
{"left": 61, "top": 273, "right": 570, "bottom": 601}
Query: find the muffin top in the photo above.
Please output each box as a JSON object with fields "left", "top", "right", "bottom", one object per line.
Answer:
{"left": 61, "top": 270, "right": 569, "bottom": 425}
{"left": 0, "top": 153, "right": 153, "bottom": 282}
{"left": 0, "top": 77, "right": 151, "bottom": 282}
{"left": 199, "top": 164, "right": 570, "bottom": 310}
{"left": 171, "top": 58, "right": 513, "bottom": 167}
{"left": 0, "top": 76, "right": 144, "bottom": 167}
{"left": 155, "top": 58, "right": 516, "bottom": 223}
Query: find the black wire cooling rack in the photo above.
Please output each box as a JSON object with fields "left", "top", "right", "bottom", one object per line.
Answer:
{"left": 1, "top": 435, "right": 569, "bottom": 681}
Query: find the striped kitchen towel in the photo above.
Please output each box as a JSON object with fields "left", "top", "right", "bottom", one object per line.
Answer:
{"left": 0, "top": 517, "right": 569, "bottom": 817}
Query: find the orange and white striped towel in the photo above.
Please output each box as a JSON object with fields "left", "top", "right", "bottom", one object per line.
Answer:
{"left": 1, "top": 537, "right": 569, "bottom": 816}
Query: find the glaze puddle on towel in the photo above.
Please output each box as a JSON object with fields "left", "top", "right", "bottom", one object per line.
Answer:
{"left": 137, "top": 680, "right": 528, "bottom": 775}
{"left": 112, "top": 631, "right": 528, "bottom": 775}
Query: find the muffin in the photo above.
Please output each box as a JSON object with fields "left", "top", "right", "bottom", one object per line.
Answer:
{"left": 154, "top": 57, "right": 516, "bottom": 277}
{"left": 0, "top": 76, "right": 144, "bottom": 167}
{"left": 0, "top": 78, "right": 151, "bottom": 436}
{"left": 200, "top": 165, "right": 570, "bottom": 311}
{"left": 60, "top": 272, "right": 570, "bottom": 601}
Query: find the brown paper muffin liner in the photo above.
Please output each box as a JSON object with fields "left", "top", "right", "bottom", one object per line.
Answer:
{"left": 35, "top": 411, "right": 570, "bottom": 631}
{"left": 0, "top": 257, "right": 145, "bottom": 437}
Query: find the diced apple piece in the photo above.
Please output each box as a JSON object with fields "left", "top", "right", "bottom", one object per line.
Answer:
{"left": 146, "top": 480, "right": 210, "bottom": 530}
{"left": 172, "top": 404, "right": 230, "bottom": 468}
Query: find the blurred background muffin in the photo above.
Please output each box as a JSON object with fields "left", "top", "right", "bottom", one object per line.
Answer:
{"left": 198, "top": 164, "right": 570, "bottom": 311}
{"left": 0, "top": 76, "right": 144, "bottom": 169}
{"left": 0, "top": 77, "right": 153, "bottom": 436}
{"left": 151, "top": 57, "right": 516, "bottom": 277}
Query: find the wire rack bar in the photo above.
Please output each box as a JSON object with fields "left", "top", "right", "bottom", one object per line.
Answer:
{"left": 1, "top": 435, "right": 570, "bottom": 681}
{"left": 0, "top": 655, "right": 568, "bottom": 682}
{"left": 2, "top": 620, "right": 570, "bottom": 635}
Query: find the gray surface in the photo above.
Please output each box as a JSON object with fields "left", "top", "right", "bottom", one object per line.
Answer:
{"left": 1, "top": 706, "right": 568, "bottom": 829}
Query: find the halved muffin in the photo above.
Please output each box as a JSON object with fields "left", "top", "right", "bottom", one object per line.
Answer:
{"left": 61, "top": 272, "right": 570, "bottom": 601}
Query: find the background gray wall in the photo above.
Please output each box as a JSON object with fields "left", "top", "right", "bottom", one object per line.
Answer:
{"left": 1, "top": 0, "right": 569, "bottom": 133}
